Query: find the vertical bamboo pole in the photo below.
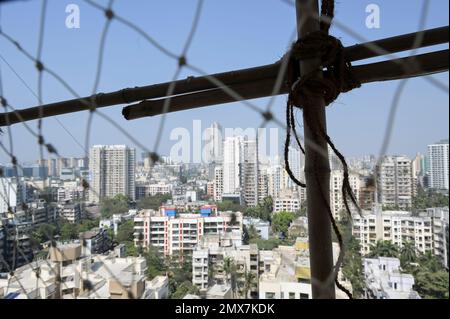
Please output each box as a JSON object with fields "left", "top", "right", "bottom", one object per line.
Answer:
{"left": 295, "top": 0, "right": 335, "bottom": 299}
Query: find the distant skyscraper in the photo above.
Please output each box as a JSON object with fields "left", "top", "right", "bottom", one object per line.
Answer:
{"left": 376, "top": 156, "right": 413, "bottom": 210}
{"left": 240, "top": 139, "right": 259, "bottom": 207}
{"left": 427, "top": 140, "right": 449, "bottom": 191}
{"left": 287, "top": 145, "right": 304, "bottom": 188}
{"left": 222, "top": 136, "right": 242, "bottom": 195}
{"left": 204, "top": 122, "right": 223, "bottom": 164}
{"left": 89, "top": 145, "right": 136, "bottom": 202}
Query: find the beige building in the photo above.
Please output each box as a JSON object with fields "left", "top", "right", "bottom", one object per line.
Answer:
{"left": 352, "top": 207, "right": 434, "bottom": 255}
{"left": 0, "top": 243, "right": 168, "bottom": 299}
{"left": 376, "top": 156, "right": 413, "bottom": 210}
{"left": 192, "top": 235, "right": 259, "bottom": 298}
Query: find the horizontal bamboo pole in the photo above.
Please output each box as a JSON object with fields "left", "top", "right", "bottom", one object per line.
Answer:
{"left": 0, "top": 26, "right": 448, "bottom": 126}
{"left": 123, "top": 49, "right": 449, "bottom": 120}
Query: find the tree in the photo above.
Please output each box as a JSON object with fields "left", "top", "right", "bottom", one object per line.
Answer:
{"left": 414, "top": 270, "right": 449, "bottom": 299}
{"left": 31, "top": 223, "right": 58, "bottom": 248}
{"left": 217, "top": 200, "right": 243, "bottom": 213}
{"left": 245, "top": 197, "right": 273, "bottom": 222}
{"left": 412, "top": 187, "right": 449, "bottom": 211}
{"left": 243, "top": 270, "right": 256, "bottom": 299}
{"left": 271, "top": 211, "right": 296, "bottom": 237}
{"left": 368, "top": 240, "right": 399, "bottom": 258}
{"left": 100, "top": 194, "right": 129, "bottom": 218}
{"left": 247, "top": 225, "right": 260, "bottom": 242}
{"left": 145, "top": 245, "right": 166, "bottom": 279}
{"left": 78, "top": 218, "right": 99, "bottom": 233}
{"left": 59, "top": 222, "right": 78, "bottom": 241}
{"left": 137, "top": 193, "right": 172, "bottom": 210}
{"left": 115, "top": 220, "right": 134, "bottom": 243}
{"left": 171, "top": 281, "right": 200, "bottom": 299}
{"left": 400, "top": 241, "right": 417, "bottom": 267}
{"left": 341, "top": 237, "right": 365, "bottom": 298}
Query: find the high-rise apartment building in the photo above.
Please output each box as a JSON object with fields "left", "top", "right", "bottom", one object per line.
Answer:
{"left": 427, "top": 140, "right": 449, "bottom": 191}
{"left": 330, "top": 170, "right": 361, "bottom": 220}
{"left": 89, "top": 145, "right": 136, "bottom": 203}
{"left": 222, "top": 137, "right": 242, "bottom": 195}
{"left": 376, "top": 156, "right": 413, "bottom": 210}
{"left": 213, "top": 166, "right": 223, "bottom": 201}
{"left": 203, "top": 122, "right": 223, "bottom": 164}
{"left": 240, "top": 139, "right": 259, "bottom": 207}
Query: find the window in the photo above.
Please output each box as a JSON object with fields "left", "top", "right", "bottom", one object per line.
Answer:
{"left": 289, "top": 292, "right": 295, "bottom": 299}
{"left": 265, "top": 292, "right": 275, "bottom": 299}
{"left": 300, "top": 293, "right": 309, "bottom": 299}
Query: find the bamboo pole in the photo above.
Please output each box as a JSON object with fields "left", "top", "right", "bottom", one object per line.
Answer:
{"left": 296, "top": 0, "right": 335, "bottom": 299}
{"left": 0, "top": 27, "right": 447, "bottom": 126}
{"left": 122, "top": 49, "right": 449, "bottom": 119}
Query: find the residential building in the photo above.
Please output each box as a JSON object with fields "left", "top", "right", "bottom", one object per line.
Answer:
{"left": 222, "top": 136, "right": 242, "bottom": 195}
{"left": 364, "top": 257, "right": 420, "bottom": 299}
{"left": 0, "top": 178, "right": 25, "bottom": 215}
{"left": 134, "top": 207, "right": 243, "bottom": 258}
{"left": 376, "top": 156, "right": 413, "bottom": 210}
{"left": 59, "top": 202, "right": 82, "bottom": 224}
{"left": 79, "top": 228, "right": 112, "bottom": 256}
{"left": 0, "top": 219, "right": 33, "bottom": 271}
{"left": 0, "top": 243, "right": 167, "bottom": 299}
{"left": 258, "top": 240, "right": 312, "bottom": 300}
{"left": 243, "top": 217, "right": 270, "bottom": 240}
{"left": 428, "top": 207, "right": 449, "bottom": 269}
{"left": 330, "top": 170, "right": 361, "bottom": 220}
{"left": 273, "top": 189, "right": 301, "bottom": 213}
{"left": 89, "top": 145, "right": 136, "bottom": 203}
{"left": 192, "top": 236, "right": 259, "bottom": 297}
{"left": 206, "top": 284, "right": 233, "bottom": 299}
{"left": 240, "top": 139, "right": 259, "bottom": 207}
{"left": 427, "top": 140, "right": 449, "bottom": 191}
{"left": 203, "top": 122, "right": 223, "bottom": 164}
{"left": 352, "top": 207, "right": 433, "bottom": 255}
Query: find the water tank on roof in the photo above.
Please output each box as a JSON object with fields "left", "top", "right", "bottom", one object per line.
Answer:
{"left": 165, "top": 208, "right": 176, "bottom": 217}
{"left": 200, "top": 207, "right": 212, "bottom": 217}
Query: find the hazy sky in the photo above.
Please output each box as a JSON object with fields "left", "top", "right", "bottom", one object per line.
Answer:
{"left": 0, "top": 0, "right": 448, "bottom": 164}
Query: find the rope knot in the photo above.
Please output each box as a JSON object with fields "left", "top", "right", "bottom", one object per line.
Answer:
{"left": 287, "top": 31, "right": 360, "bottom": 109}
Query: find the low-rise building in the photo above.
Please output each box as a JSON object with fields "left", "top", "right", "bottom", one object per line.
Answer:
{"left": 206, "top": 284, "right": 233, "bottom": 299}
{"left": 59, "top": 202, "right": 82, "bottom": 224}
{"left": 0, "top": 243, "right": 168, "bottom": 299}
{"left": 364, "top": 257, "right": 420, "bottom": 299}
{"left": 79, "top": 228, "right": 112, "bottom": 256}
{"left": 192, "top": 235, "right": 259, "bottom": 298}
{"left": 243, "top": 217, "right": 270, "bottom": 240}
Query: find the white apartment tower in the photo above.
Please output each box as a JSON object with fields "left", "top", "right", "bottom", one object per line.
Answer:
{"left": 287, "top": 146, "right": 305, "bottom": 189}
{"left": 427, "top": 140, "right": 449, "bottom": 191}
{"left": 89, "top": 145, "right": 136, "bottom": 203}
{"left": 222, "top": 136, "right": 242, "bottom": 195}
{"left": 330, "top": 170, "right": 361, "bottom": 220}
{"left": 204, "top": 122, "right": 223, "bottom": 164}
{"left": 376, "top": 156, "right": 413, "bottom": 210}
